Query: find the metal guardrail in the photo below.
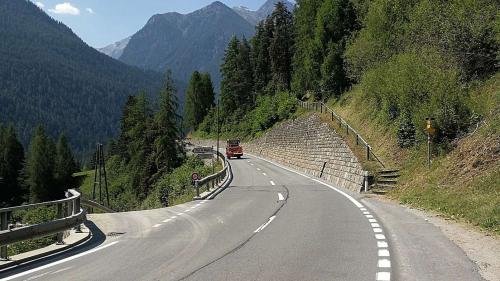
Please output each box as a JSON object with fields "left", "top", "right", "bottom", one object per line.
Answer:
{"left": 298, "top": 100, "right": 385, "bottom": 168}
{"left": 194, "top": 150, "right": 230, "bottom": 198}
{"left": 0, "top": 189, "right": 86, "bottom": 260}
{"left": 81, "top": 198, "right": 116, "bottom": 213}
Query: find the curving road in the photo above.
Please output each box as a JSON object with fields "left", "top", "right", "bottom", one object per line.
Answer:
{"left": 0, "top": 154, "right": 482, "bottom": 281}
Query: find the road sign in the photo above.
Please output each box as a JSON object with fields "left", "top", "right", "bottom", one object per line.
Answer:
{"left": 191, "top": 172, "right": 200, "bottom": 181}
{"left": 193, "top": 146, "right": 214, "bottom": 159}
{"left": 425, "top": 118, "right": 436, "bottom": 135}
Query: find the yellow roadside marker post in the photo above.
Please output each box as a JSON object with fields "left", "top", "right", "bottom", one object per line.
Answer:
{"left": 425, "top": 117, "right": 436, "bottom": 168}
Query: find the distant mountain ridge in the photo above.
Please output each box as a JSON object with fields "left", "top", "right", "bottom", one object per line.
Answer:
{"left": 234, "top": 0, "right": 295, "bottom": 25}
{"left": 99, "top": 0, "right": 295, "bottom": 90}
{"left": 0, "top": 0, "right": 164, "bottom": 158}
{"left": 116, "top": 1, "right": 254, "bottom": 91}
{"left": 99, "top": 36, "right": 131, "bottom": 59}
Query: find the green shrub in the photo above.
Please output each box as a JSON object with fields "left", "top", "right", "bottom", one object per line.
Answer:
{"left": 196, "top": 91, "right": 296, "bottom": 141}
{"left": 361, "top": 48, "right": 470, "bottom": 144}
{"left": 142, "top": 156, "right": 212, "bottom": 209}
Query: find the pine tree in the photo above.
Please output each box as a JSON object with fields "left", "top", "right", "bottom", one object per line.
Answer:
{"left": 220, "top": 36, "right": 241, "bottom": 116}
{"left": 200, "top": 73, "right": 215, "bottom": 115}
{"left": 152, "top": 71, "right": 183, "bottom": 176}
{"left": 269, "top": 1, "right": 294, "bottom": 92}
{"left": 397, "top": 113, "right": 417, "bottom": 148}
{"left": 128, "top": 92, "right": 154, "bottom": 197}
{"left": 237, "top": 37, "right": 255, "bottom": 106}
{"left": 0, "top": 124, "right": 25, "bottom": 206}
{"left": 184, "top": 71, "right": 203, "bottom": 130}
{"left": 54, "top": 134, "right": 78, "bottom": 194}
{"left": 26, "top": 125, "right": 57, "bottom": 202}
{"left": 315, "top": 0, "right": 357, "bottom": 99}
{"left": 291, "top": 0, "right": 323, "bottom": 96}
{"left": 116, "top": 95, "right": 138, "bottom": 161}
{"left": 251, "top": 21, "right": 272, "bottom": 94}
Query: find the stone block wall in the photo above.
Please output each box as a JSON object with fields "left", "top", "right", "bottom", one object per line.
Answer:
{"left": 245, "top": 113, "right": 366, "bottom": 192}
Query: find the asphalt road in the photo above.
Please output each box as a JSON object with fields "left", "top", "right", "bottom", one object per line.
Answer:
{"left": 0, "top": 154, "right": 483, "bottom": 281}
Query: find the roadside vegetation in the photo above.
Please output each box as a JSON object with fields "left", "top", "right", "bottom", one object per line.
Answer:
{"left": 192, "top": 0, "right": 499, "bottom": 234}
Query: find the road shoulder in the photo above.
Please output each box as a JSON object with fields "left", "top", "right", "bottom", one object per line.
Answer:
{"left": 365, "top": 195, "right": 498, "bottom": 281}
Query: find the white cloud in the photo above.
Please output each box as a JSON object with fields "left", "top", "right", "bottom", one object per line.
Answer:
{"left": 48, "top": 2, "right": 80, "bottom": 15}
{"left": 85, "top": 8, "right": 94, "bottom": 14}
{"left": 35, "top": 2, "right": 45, "bottom": 9}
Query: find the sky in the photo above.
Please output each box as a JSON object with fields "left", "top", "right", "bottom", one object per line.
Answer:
{"left": 31, "top": 0, "right": 275, "bottom": 48}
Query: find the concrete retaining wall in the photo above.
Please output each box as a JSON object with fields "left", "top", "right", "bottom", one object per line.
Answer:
{"left": 245, "top": 113, "right": 366, "bottom": 192}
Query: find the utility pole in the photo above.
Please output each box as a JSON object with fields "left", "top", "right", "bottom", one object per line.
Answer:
{"left": 92, "top": 143, "right": 110, "bottom": 206}
{"left": 216, "top": 98, "right": 220, "bottom": 158}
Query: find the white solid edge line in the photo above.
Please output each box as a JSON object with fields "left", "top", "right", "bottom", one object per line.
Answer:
{"left": 378, "top": 249, "right": 390, "bottom": 257}
{"left": 377, "top": 241, "right": 388, "bottom": 248}
{"left": 248, "top": 153, "right": 391, "bottom": 280}
{"left": 378, "top": 259, "right": 391, "bottom": 268}
{"left": 278, "top": 193, "right": 285, "bottom": 201}
{"left": 248, "top": 153, "right": 364, "bottom": 208}
{"left": 2, "top": 241, "right": 120, "bottom": 281}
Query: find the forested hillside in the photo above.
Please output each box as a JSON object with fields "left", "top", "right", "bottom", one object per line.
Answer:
{"left": 192, "top": 0, "right": 499, "bottom": 233}
{"left": 0, "top": 0, "right": 163, "bottom": 158}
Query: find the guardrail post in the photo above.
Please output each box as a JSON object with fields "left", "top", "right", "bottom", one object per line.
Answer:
{"left": 356, "top": 135, "right": 359, "bottom": 145}
{"left": 320, "top": 103, "right": 323, "bottom": 113}
{"left": 0, "top": 212, "right": 8, "bottom": 260}
{"left": 331, "top": 112, "right": 334, "bottom": 121}
{"left": 74, "top": 196, "right": 82, "bottom": 233}
{"left": 195, "top": 180, "right": 200, "bottom": 197}
{"left": 366, "top": 145, "right": 371, "bottom": 160}
{"left": 364, "top": 171, "right": 369, "bottom": 192}
{"left": 56, "top": 203, "right": 64, "bottom": 245}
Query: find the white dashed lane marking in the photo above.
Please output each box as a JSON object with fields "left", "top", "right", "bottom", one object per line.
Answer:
{"left": 153, "top": 224, "right": 162, "bottom": 228}
{"left": 270, "top": 180, "right": 276, "bottom": 186}
{"left": 278, "top": 193, "right": 285, "bottom": 201}
{"left": 247, "top": 153, "right": 392, "bottom": 280}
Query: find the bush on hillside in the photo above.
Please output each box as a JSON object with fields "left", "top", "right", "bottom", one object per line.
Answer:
{"left": 142, "top": 156, "right": 212, "bottom": 209}
{"left": 196, "top": 91, "right": 296, "bottom": 140}
{"left": 361, "top": 48, "right": 470, "bottom": 144}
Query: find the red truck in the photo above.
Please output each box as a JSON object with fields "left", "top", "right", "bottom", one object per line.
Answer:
{"left": 226, "top": 139, "right": 243, "bottom": 159}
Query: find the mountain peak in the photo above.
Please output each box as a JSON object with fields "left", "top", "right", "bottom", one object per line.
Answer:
{"left": 257, "top": 0, "right": 294, "bottom": 17}
{"left": 203, "top": 1, "right": 230, "bottom": 11}
{"left": 233, "top": 0, "right": 294, "bottom": 25}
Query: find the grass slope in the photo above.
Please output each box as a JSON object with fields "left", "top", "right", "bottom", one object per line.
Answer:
{"left": 327, "top": 75, "right": 499, "bottom": 234}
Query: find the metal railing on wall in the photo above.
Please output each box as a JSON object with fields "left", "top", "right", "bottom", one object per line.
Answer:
{"left": 0, "top": 189, "right": 86, "bottom": 261}
{"left": 298, "top": 100, "right": 385, "bottom": 168}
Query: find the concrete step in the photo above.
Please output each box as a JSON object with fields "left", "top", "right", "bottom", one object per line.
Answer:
{"left": 374, "top": 183, "right": 398, "bottom": 190}
{"left": 378, "top": 173, "right": 400, "bottom": 178}
{"left": 377, "top": 179, "right": 398, "bottom": 184}
{"left": 379, "top": 168, "right": 400, "bottom": 174}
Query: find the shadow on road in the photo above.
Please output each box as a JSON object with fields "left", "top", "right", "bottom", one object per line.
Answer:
{"left": 0, "top": 220, "right": 107, "bottom": 278}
